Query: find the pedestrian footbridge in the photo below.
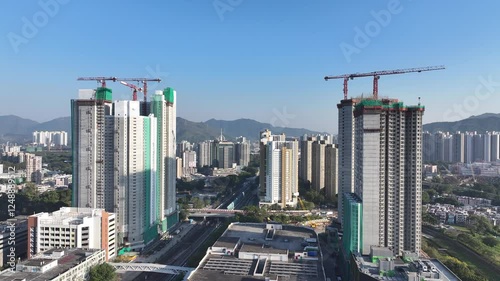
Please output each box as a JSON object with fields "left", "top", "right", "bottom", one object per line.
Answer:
{"left": 110, "top": 263, "right": 194, "bottom": 280}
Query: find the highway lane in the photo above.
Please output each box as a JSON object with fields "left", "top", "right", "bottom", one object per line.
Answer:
{"left": 133, "top": 222, "right": 217, "bottom": 281}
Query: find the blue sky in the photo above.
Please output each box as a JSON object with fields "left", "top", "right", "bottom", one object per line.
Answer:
{"left": 2, "top": 0, "right": 500, "bottom": 133}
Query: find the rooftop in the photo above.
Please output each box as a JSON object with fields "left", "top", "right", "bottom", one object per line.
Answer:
{"left": 188, "top": 223, "right": 324, "bottom": 281}
{"left": 352, "top": 253, "right": 461, "bottom": 281}
{"left": 213, "top": 236, "right": 241, "bottom": 249}
{"left": 0, "top": 248, "right": 103, "bottom": 281}
{"left": 354, "top": 98, "right": 425, "bottom": 111}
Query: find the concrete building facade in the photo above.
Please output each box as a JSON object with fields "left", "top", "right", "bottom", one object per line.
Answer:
{"left": 71, "top": 87, "right": 177, "bottom": 250}
{"left": 299, "top": 136, "right": 316, "bottom": 184}
{"left": 352, "top": 98, "right": 423, "bottom": 256}
{"left": 235, "top": 141, "right": 250, "bottom": 167}
{"left": 337, "top": 99, "right": 358, "bottom": 228}
{"left": 25, "top": 153, "right": 42, "bottom": 184}
{"left": 260, "top": 131, "right": 298, "bottom": 208}
{"left": 324, "top": 144, "right": 338, "bottom": 201}
{"left": 311, "top": 140, "right": 327, "bottom": 192}
{"left": 27, "top": 207, "right": 116, "bottom": 261}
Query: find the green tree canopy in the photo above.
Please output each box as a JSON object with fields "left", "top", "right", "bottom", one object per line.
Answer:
{"left": 89, "top": 263, "right": 118, "bottom": 281}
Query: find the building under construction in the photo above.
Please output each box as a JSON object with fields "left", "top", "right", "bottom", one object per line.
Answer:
{"left": 71, "top": 84, "right": 177, "bottom": 252}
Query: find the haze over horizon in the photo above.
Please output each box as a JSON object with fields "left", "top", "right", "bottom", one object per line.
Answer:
{"left": 2, "top": 1, "right": 500, "bottom": 134}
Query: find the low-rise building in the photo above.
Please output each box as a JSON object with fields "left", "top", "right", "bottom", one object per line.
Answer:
{"left": 0, "top": 248, "right": 105, "bottom": 281}
{"left": 28, "top": 207, "right": 116, "bottom": 261}
{"left": 347, "top": 249, "right": 461, "bottom": 281}
{"left": 188, "top": 223, "right": 324, "bottom": 281}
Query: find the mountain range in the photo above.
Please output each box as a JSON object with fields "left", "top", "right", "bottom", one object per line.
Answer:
{"left": 1, "top": 113, "right": 499, "bottom": 144}
{"left": 0, "top": 115, "right": 326, "bottom": 144}
{"left": 422, "top": 113, "right": 500, "bottom": 133}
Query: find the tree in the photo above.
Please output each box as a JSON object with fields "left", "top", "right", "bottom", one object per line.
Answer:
{"left": 434, "top": 197, "right": 462, "bottom": 206}
{"left": 482, "top": 236, "right": 499, "bottom": 247}
{"left": 467, "top": 215, "right": 495, "bottom": 236}
{"left": 422, "top": 212, "right": 438, "bottom": 225}
{"left": 191, "top": 197, "right": 205, "bottom": 209}
{"left": 422, "top": 191, "right": 431, "bottom": 204}
{"left": 89, "top": 263, "right": 118, "bottom": 281}
{"left": 23, "top": 182, "right": 38, "bottom": 201}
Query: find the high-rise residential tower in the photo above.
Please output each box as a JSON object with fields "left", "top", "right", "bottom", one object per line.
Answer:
{"left": 197, "top": 140, "right": 214, "bottom": 168}
{"left": 337, "top": 99, "right": 358, "bottom": 227}
{"left": 71, "top": 87, "right": 177, "bottom": 250}
{"left": 324, "top": 144, "right": 338, "bottom": 201}
{"left": 150, "top": 88, "right": 177, "bottom": 232}
{"left": 264, "top": 139, "right": 299, "bottom": 208}
{"left": 235, "top": 139, "right": 250, "bottom": 167}
{"left": 299, "top": 136, "right": 316, "bottom": 184}
{"left": 312, "top": 140, "right": 327, "bottom": 191}
{"left": 349, "top": 98, "right": 423, "bottom": 256}
{"left": 25, "top": 153, "right": 43, "bottom": 184}
{"left": 259, "top": 130, "right": 297, "bottom": 208}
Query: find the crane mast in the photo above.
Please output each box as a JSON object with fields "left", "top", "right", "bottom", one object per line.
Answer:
{"left": 324, "top": 65, "right": 445, "bottom": 100}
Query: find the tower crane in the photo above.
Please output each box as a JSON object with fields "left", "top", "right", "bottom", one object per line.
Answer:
{"left": 119, "top": 78, "right": 161, "bottom": 102}
{"left": 77, "top": 77, "right": 117, "bottom": 88}
{"left": 324, "top": 65, "right": 445, "bottom": 100}
{"left": 119, "top": 81, "right": 143, "bottom": 101}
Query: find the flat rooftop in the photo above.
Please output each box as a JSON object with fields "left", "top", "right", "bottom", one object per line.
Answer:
{"left": 0, "top": 248, "right": 102, "bottom": 281}
{"left": 353, "top": 255, "right": 461, "bottom": 281}
{"left": 188, "top": 223, "right": 325, "bottom": 281}
{"left": 213, "top": 236, "right": 241, "bottom": 249}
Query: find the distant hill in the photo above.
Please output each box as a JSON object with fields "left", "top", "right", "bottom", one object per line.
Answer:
{"left": 176, "top": 117, "right": 221, "bottom": 143}
{"left": 35, "top": 117, "right": 71, "bottom": 133}
{"left": 204, "top": 118, "right": 326, "bottom": 141}
{"left": 423, "top": 113, "right": 500, "bottom": 133}
{"left": 0, "top": 115, "right": 325, "bottom": 144}
{"left": 0, "top": 115, "right": 39, "bottom": 135}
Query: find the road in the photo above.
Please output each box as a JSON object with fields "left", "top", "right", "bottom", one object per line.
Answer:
{"left": 132, "top": 221, "right": 218, "bottom": 281}
{"left": 128, "top": 177, "right": 257, "bottom": 281}
{"left": 319, "top": 234, "right": 338, "bottom": 281}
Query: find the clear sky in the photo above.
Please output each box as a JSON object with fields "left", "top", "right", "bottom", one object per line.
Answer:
{"left": 2, "top": 0, "right": 500, "bottom": 133}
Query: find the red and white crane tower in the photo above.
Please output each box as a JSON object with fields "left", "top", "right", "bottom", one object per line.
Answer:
{"left": 324, "top": 65, "right": 445, "bottom": 100}
{"left": 119, "top": 78, "right": 161, "bottom": 103}
{"left": 119, "top": 81, "right": 143, "bottom": 101}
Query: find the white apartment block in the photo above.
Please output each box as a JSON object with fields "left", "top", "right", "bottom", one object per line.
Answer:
{"left": 264, "top": 139, "right": 299, "bottom": 208}
{"left": 27, "top": 207, "right": 116, "bottom": 261}
{"left": 423, "top": 131, "right": 500, "bottom": 163}
{"left": 33, "top": 131, "right": 68, "bottom": 147}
